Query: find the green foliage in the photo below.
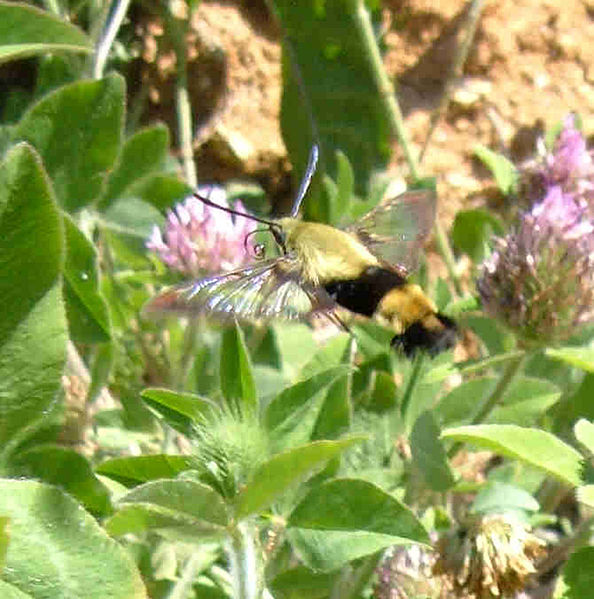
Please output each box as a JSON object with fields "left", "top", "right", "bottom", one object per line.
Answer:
{"left": 235, "top": 438, "right": 364, "bottom": 519}
{"left": 559, "top": 546, "right": 594, "bottom": 599}
{"left": 12, "top": 75, "right": 125, "bottom": 212}
{"left": 442, "top": 424, "right": 583, "bottom": 487}
{"left": 0, "top": 480, "right": 146, "bottom": 598}
{"left": 0, "top": 2, "right": 91, "bottom": 64}
{"left": 272, "top": 0, "right": 390, "bottom": 221}
{"left": 287, "top": 478, "right": 428, "bottom": 571}
{"left": 546, "top": 347, "right": 594, "bottom": 373}
{"left": 474, "top": 144, "right": 518, "bottom": 194}
{"left": 410, "top": 411, "right": 456, "bottom": 492}
{"left": 220, "top": 323, "right": 257, "bottom": 409}
{"left": 63, "top": 214, "right": 112, "bottom": 343}
{"left": 3, "top": 1, "right": 594, "bottom": 596}
{"left": 452, "top": 208, "right": 504, "bottom": 263}
{"left": 0, "top": 144, "right": 66, "bottom": 461}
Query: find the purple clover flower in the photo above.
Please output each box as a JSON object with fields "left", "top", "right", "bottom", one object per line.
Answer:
{"left": 478, "top": 185, "right": 594, "bottom": 346}
{"left": 147, "top": 186, "right": 256, "bottom": 276}
{"left": 543, "top": 114, "right": 594, "bottom": 197}
{"left": 479, "top": 115, "right": 594, "bottom": 346}
{"left": 521, "top": 114, "right": 594, "bottom": 207}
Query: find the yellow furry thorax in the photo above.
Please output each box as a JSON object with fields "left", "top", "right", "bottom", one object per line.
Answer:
{"left": 275, "top": 218, "right": 379, "bottom": 285}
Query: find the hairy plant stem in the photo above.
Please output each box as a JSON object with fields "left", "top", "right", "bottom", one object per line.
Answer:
{"left": 354, "top": 1, "right": 465, "bottom": 296}
{"left": 448, "top": 352, "right": 526, "bottom": 459}
{"left": 162, "top": 2, "right": 198, "bottom": 187}
{"left": 434, "top": 219, "right": 464, "bottom": 297}
{"left": 536, "top": 515, "right": 594, "bottom": 577}
{"left": 167, "top": 552, "right": 205, "bottom": 599}
{"left": 400, "top": 353, "right": 426, "bottom": 432}
{"left": 419, "top": 0, "right": 485, "bottom": 163}
{"left": 330, "top": 552, "right": 382, "bottom": 599}
{"left": 227, "top": 521, "right": 264, "bottom": 599}
{"left": 92, "top": 0, "right": 132, "bottom": 79}
{"left": 42, "top": 0, "right": 62, "bottom": 16}
{"left": 354, "top": 0, "right": 419, "bottom": 181}
{"left": 177, "top": 319, "right": 199, "bottom": 390}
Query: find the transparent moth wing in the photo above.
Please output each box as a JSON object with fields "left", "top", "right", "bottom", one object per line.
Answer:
{"left": 348, "top": 189, "right": 437, "bottom": 273}
{"left": 144, "top": 256, "right": 335, "bottom": 322}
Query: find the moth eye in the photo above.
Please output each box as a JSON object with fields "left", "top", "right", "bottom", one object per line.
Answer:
{"left": 252, "top": 243, "right": 266, "bottom": 259}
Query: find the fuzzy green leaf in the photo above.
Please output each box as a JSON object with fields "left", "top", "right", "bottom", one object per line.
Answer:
{"left": 12, "top": 74, "right": 125, "bottom": 211}
{"left": 96, "top": 454, "right": 193, "bottom": 487}
{"left": 265, "top": 367, "right": 347, "bottom": 450}
{"left": 452, "top": 208, "right": 504, "bottom": 262}
{"left": 489, "top": 377, "right": 562, "bottom": 424}
{"left": 141, "top": 388, "right": 214, "bottom": 436}
{"left": 116, "top": 174, "right": 192, "bottom": 212}
{"left": 0, "top": 2, "right": 91, "bottom": 64}
{"left": 287, "top": 478, "right": 428, "bottom": 571}
{"left": 100, "top": 125, "right": 170, "bottom": 209}
{"left": 410, "top": 411, "right": 456, "bottom": 492}
{"left": 0, "top": 580, "right": 31, "bottom": 598}
{"left": 105, "top": 504, "right": 226, "bottom": 542}
{"left": 11, "top": 446, "right": 111, "bottom": 515}
{"left": 63, "top": 214, "right": 111, "bottom": 343}
{"left": 235, "top": 438, "right": 364, "bottom": 519}
{"left": 0, "top": 144, "right": 66, "bottom": 459}
{"left": 288, "top": 478, "right": 428, "bottom": 539}
{"left": 560, "top": 546, "right": 594, "bottom": 599}
{"left": 574, "top": 419, "right": 594, "bottom": 456}
{"left": 0, "top": 479, "right": 146, "bottom": 598}
{"left": 118, "top": 479, "right": 229, "bottom": 527}
{"left": 474, "top": 144, "right": 517, "bottom": 194}
{"left": 442, "top": 424, "right": 583, "bottom": 487}
{"left": 270, "top": 566, "right": 333, "bottom": 599}
{"left": 546, "top": 347, "right": 594, "bottom": 373}
{"left": 220, "top": 323, "right": 257, "bottom": 410}
{"left": 472, "top": 482, "right": 539, "bottom": 515}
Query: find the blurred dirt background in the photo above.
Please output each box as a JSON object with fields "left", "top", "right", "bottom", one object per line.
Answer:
{"left": 133, "top": 0, "right": 594, "bottom": 222}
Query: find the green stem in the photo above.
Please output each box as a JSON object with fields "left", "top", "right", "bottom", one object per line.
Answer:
{"left": 419, "top": 0, "right": 485, "bottom": 163}
{"left": 227, "top": 522, "right": 264, "bottom": 599}
{"left": 354, "top": 0, "right": 419, "bottom": 181}
{"left": 42, "top": 0, "right": 62, "bottom": 16}
{"left": 537, "top": 515, "right": 594, "bottom": 577}
{"left": 400, "top": 353, "right": 426, "bottom": 431}
{"left": 330, "top": 551, "right": 382, "bottom": 599}
{"left": 92, "top": 0, "right": 132, "bottom": 79}
{"left": 167, "top": 552, "right": 204, "bottom": 599}
{"left": 177, "top": 319, "right": 199, "bottom": 390}
{"left": 448, "top": 352, "right": 526, "bottom": 458}
{"left": 471, "top": 352, "right": 525, "bottom": 425}
{"left": 163, "top": 2, "right": 197, "bottom": 187}
{"left": 434, "top": 219, "right": 464, "bottom": 297}
{"left": 354, "top": 1, "right": 466, "bottom": 296}
{"left": 537, "top": 478, "right": 571, "bottom": 515}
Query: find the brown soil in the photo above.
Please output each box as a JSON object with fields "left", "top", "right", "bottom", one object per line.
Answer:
{"left": 135, "top": 0, "right": 594, "bottom": 220}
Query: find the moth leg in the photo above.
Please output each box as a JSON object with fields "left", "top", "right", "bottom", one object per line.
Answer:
{"left": 326, "top": 311, "right": 352, "bottom": 334}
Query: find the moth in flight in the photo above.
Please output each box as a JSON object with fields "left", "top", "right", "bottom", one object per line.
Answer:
{"left": 145, "top": 147, "right": 456, "bottom": 356}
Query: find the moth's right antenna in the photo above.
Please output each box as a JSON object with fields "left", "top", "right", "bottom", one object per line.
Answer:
{"left": 290, "top": 143, "right": 318, "bottom": 217}
{"left": 280, "top": 32, "right": 322, "bottom": 217}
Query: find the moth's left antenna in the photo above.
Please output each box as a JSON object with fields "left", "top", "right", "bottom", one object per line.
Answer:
{"left": 290, "top": 143, "right": 319, "bottom": 217}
